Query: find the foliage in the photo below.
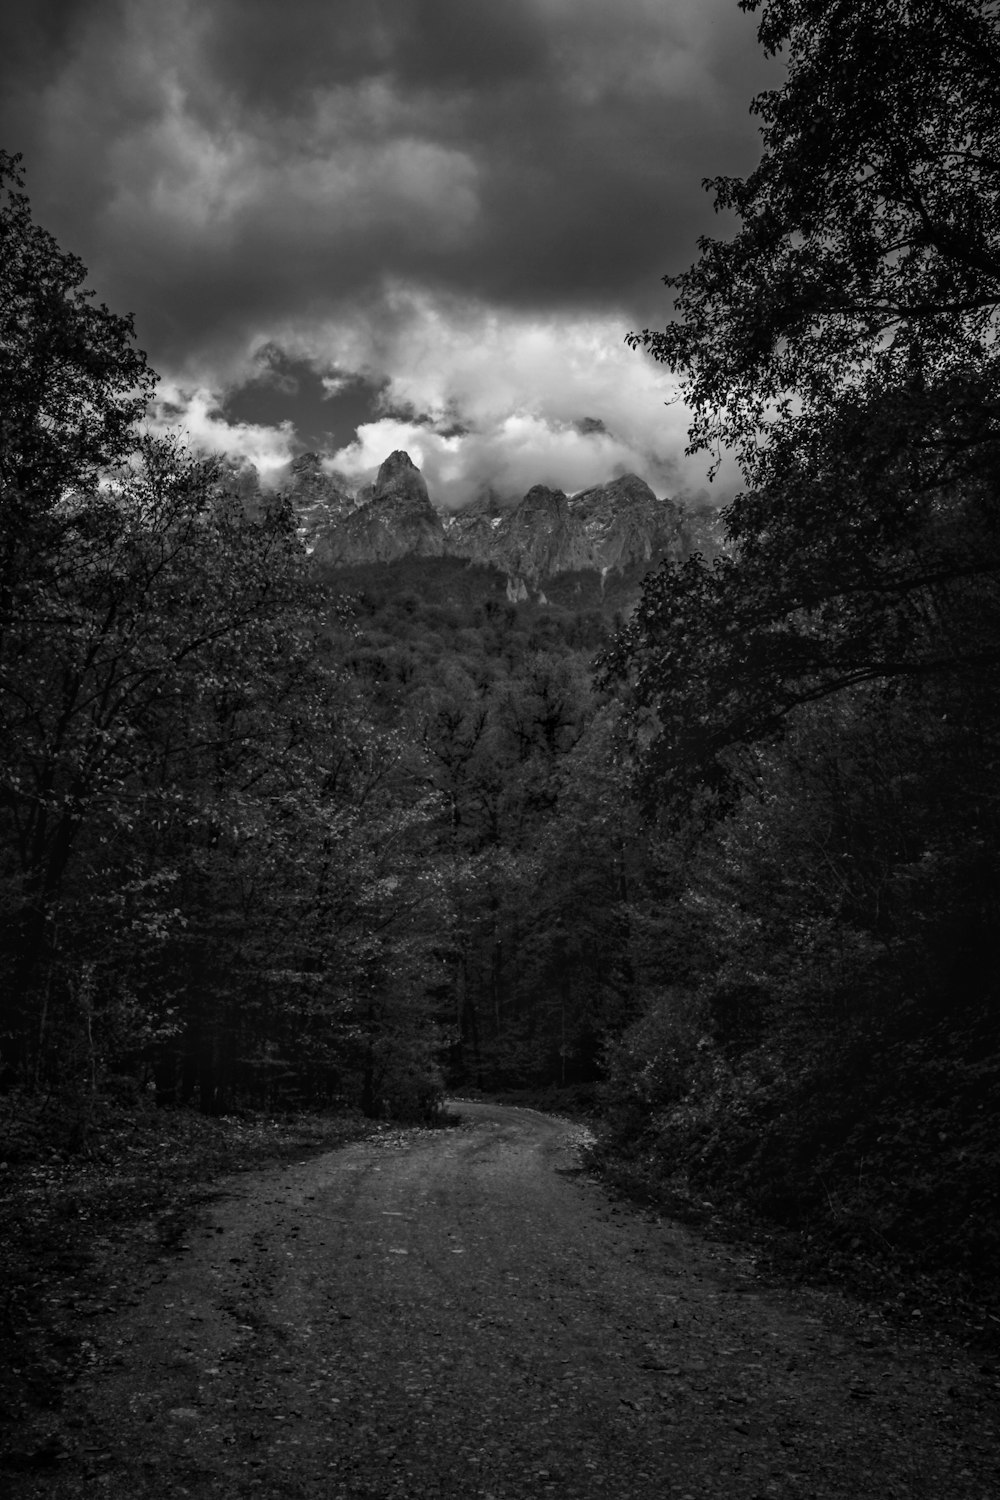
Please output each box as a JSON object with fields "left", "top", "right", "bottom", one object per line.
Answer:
{"left": 0, "top": 168, "right": 444, "bottom": 1119}
{"left": 316, "top": 554, "right": 651, "bottom": 1092}
{"left": 601, "top": 691, "right": 1000, "bottom": 1300}
{"left": 597, "top": 0, "right": 1000, "bottom": 1313}
{"left": 631, "top": 0, "right": 1000, "bottom": 488}
{"left": 608, "top": 0, "right": 1000, "bottom": 810}
{"left": 0, "top": 153, "right": 155, "bottom": 510}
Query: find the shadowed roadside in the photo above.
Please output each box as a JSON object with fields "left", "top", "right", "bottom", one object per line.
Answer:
{"left": 5, "top": 1102, "right": 998, "bottom": 1499}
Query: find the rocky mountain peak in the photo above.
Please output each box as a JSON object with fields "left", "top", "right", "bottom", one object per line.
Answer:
{"left": 300, "top": 449, "right": 720, "bottom": 596}
{"left": 288, "top": 452, "right": 355, "bottom": 532}
{"left": 376, "top": 449, "right": 427, "bottom": 493}
{"left": 291, "top": 451, "right": 323, "bottom": 477}
{"left": 500, "top": 486, "right": 577, "bottom": 581}
{"left": 371, "top": 449, "right": 436, "bottom": 521}
{"left": 518, "top": 484, "right": 569, "bottom": 515}
{"left": 311, "top": 449, "right": 444, "bottom": 566}
{"left": 569, "top": 473, "right": 686, "bottom": 572}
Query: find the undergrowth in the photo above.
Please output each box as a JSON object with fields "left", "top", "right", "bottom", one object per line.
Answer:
{"left": 0, "top": 1091, "right": 379, "bottom": 1458}
{"left": 592, "top": 1033, "right": 1000, "bottom": 1355}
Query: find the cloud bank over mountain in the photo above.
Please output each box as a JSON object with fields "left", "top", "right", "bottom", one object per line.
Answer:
{"left": 2, "top": 0, "right": 774, "bottom": 504}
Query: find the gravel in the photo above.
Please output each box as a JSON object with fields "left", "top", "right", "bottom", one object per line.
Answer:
{"left": 5, "top": 1100, "right": 998, "bottom": 1498}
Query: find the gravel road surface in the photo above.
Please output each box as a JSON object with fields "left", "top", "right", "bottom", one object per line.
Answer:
{"left": 8, "top": 1100, "right": 998, "bottom": 1498}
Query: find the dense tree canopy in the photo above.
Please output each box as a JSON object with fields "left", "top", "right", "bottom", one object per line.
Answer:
{"left": 0, "top": 152, "right": 154, "bottom": 510}
{"left": 608, "top": 0, "right": 1000, "bottom": 809}
{"left": 0, "top": 164, "right": 448, "bottom": 1117}
{"left": 632, "top": 0, "right": 1000, "bottom": 487}
{"left": 596, "top": 0, "right": 1000, "bottom": 1300}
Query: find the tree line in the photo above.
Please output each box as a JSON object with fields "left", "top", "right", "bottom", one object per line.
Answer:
{"left": 0, "top": 150, "right": 443, "bottom": 1123}
{"left": 597, "top": 0, "right": 1000, "bottom": 1292}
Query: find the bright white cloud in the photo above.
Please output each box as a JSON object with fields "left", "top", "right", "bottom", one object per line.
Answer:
{"left": 347, "top": 291, "right": 731, "bottom": 501}
{"left": 312, "top": 293, "right": 697, "bottom": 504}
{"left": 328, "top": 412, "right": 665, "bottom": 511}
{"left": 148, "top": 381, "right": 297, "bottom": 477}
{"left": 151, "top": 289, "right": 734, "bottom": 507}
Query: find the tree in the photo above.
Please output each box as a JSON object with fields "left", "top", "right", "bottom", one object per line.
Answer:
{"left": 598, "top": 3, "right": 1000, "bottom": 1292}
{"left": 0, "top": 149, "right": 156, "bottom": 686}
{"left": 632, "top": 0, "right": 1000, "bottom": 490}
{"left": 0, "top": 162, "right": 453, "bottom": 1118}
{"left": 0, "top": 436, "right": 307, "bottom": 1084}
{"left": 0, "top": 152, "right": 154, "bottom": 505}
{"left": 0, "top": 152, "right": 165, "bottom": 1074}
{"left": 607, "top": 0, "right": 1000, "bottom": 809}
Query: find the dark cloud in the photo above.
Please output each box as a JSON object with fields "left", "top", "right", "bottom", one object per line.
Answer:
{"left": 2, "top": 0, "right": 122, "bottom": 86}
{"left": 200, "top": 0, "right": 547, "bottom": 109}
{"left": 222, "top": 356, "right": 386, "bottom": 450}
{"left": 0, "top": 0, "right": 780, "bottom": 501}
{"left": 1, "top": 0, "right": 774, "bottom": 339}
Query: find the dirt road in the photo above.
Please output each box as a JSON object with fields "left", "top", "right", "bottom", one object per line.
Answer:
{"left": 8, "top": 1101, "right": 998, "bottom": 1498}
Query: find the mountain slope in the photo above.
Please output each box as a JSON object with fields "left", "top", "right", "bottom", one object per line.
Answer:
{"left": 296, "top": 450, "right": 719, "bottom": 604}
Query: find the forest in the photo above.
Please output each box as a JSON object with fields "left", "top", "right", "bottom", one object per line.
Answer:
{"left": 2, "top": 0, "right": 998, "bottom": 1314}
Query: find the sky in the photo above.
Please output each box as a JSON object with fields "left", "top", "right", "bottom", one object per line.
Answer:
{"left": 2, "top": 0, "right": 780, "bottom": 509}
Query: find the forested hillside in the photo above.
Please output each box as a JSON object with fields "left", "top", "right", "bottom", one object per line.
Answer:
{"left": 3, "top": 0, "right": 999, "bottom": 1320}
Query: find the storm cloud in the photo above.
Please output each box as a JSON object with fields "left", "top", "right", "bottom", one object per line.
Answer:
{"left": 2, "top": 0, "right": 777, "bottom": 503}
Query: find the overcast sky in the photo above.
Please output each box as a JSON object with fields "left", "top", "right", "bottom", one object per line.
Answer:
{"left": 3, "top": 0, "right": 779, "bottom": 508}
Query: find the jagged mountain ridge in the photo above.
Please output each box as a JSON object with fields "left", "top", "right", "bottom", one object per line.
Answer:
{"left": 292, "top": 449, "right": 720, "bottom": 601}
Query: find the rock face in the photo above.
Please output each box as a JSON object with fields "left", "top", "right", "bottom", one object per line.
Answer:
{"left": 288, "top": 453, "right": 355, "bottom": 539}
{"left": 440, "top": 502, "right": 504, "bottom": 566}
{"left": 569, "top": 474, "right": 687, "bottom": 572}
{"left": 301, "top": 450, "right": 718, "bottom": 594}
{"left": 442, "top": 473, "right": 696, "bottom": 597}
{"left": 492, "top": 486, "right": 581, "bottom": 582}
{"left": 311, "top": 451, "right": 445, "bottom": 566}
